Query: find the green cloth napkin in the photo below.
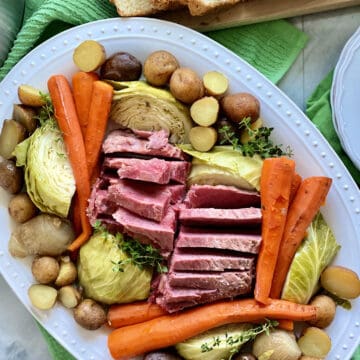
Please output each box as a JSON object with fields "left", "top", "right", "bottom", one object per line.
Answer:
{"left": 1, "top": 0, "right": 358, "bottom": 359}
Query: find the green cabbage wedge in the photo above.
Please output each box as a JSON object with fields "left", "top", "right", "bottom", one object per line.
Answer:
{"left": 13, "top": 119, "right": 75, "bottom": 218}
{"left": 78, "top": 232, "right": 152, "bottom": 305}
{"left": 281, "top": 213, "right": 340, "bottom": 304}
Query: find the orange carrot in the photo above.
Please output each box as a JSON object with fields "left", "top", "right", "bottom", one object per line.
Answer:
{"left": 84, "top": 80, "right": 113, "bottom": 179}
{"left": 47, "top": 75, "right": 92, "bottom": 251}
{"left": 289, "top": 172, "right": 302, "bottom": 204}
{"left": 254, "top": 157, "right": 295, "bottom": 304}
{"left": 270, "top": 176, "right": 332, "bottom": 299}
{"left": 108, "top": 302, "right": 167, "bottom": 329}
{"left": 277, "top": 319, "right": 294, "bottom": 331}
{"left": 72, "top": 71, "right": 99, "bottom": 138}
{"left": 107, "top": 298, "right": 317, "bottom": 359}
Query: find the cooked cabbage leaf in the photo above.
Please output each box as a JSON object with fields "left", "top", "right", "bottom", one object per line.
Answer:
{"left": 78, "top": 231, "right": 152, "bottom": 305}
{"left": 179, "top": 145, "right": 263, "bottom": 191}
{"left": 110, "top": 81, "right": 193, "bottom": 143}
{"left": 13, "top": 119, "right": 75, "bottom": 217}
{"left": 176, "top": 321, "right": 276, "bottom": 360}
{"left": 281, "top": 213, "right": 340, "bottom": 304}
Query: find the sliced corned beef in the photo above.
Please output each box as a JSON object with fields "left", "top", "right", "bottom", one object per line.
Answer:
{"left": 168, "top": 271, "right": 253, "bottom": 291}
{"left": 184, "top": 184, "right": 260, "bottom": 209}
{"left": 178, "top": 207, "right": 262, "bottom": 227}
{"left": 176, "top": 226, "right": 261, "bottom": 254}
{"left": 112, "top": 206, "right": 177, "bottom": 253}
{"left": 102, "top": 129, "right": 186, "bottom": 160}
{"left": 108, "top": 180, "right": 185, "bottom": 222}
{"left": 103, "top": 157, "right": 190, "bottom": 184}
{"left": 170, "top": 248, "right": 255, "bottom": 271}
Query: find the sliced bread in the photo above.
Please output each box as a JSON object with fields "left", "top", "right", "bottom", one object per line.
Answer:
{"left": 112, "top": 0, "right": 183, "bottom": 16}
{"left": 186, "top": 0, "right": 245, "bottom": 16}
{"left": 150, "top": 0, "right": 184, "bottom": 11}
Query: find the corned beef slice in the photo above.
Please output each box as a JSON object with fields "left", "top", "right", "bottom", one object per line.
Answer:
{"left": 102, "top": 129, "right": 186, "bottom": 160}
{"left": 168, "top": 271, "right": 252, "bottom": 291}
{"left": 112, "top": 206, "right": 176, "bottom": 252}
{"left": 103, "top": 157, "right": 190, "bottom": 184}
{"left": 176, "top": 226, "right": 261, "bottom": 254}
{"left": 170, "top": 248, "right": 255, "bottom": 271}
{"left": 179, "top": 207, "right": 262, "bottom": 227}
{"left": 184, "top": 184, "right": 260, "bottom": 208}
{"left": 108, "top": 180, "right": 185, "bottom": 222}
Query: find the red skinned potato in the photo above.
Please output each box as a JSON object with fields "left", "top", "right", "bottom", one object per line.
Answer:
{"left": 101, "top": 52, "right": 142, "bottom": 81}
{"left": 221, "top": 92, "right": 260, "bottom": 123}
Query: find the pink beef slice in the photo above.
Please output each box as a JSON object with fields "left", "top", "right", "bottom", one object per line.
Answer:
{"left": 103, "top": 157, "right": 190, "bottom": 184}
{"left": 102, "top": 129, "right": 187, "bottom": 160}
{"left": 168, "top": 271, "right": 253, "bottom": 291}
{"left": 170, "top": 248, "right": 255, "bottom": 271}
{"left": 179, "top": 207, "right": 262, "bottom": 227}
{"left": 184, "top": 184, "right": 260, "bottom": 209}
{"left": 176, "top": 226, "right": 261, "bottom": 254}
{"left": 112, "top": 206, "right": 177, "bottom": 253}
{"left": 108, "top": 180, "right": 185, "bottom": 222}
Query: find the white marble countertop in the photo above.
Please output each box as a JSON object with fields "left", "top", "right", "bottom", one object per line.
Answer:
{"left": 1, "top": 6, "right": 360, "bottom": 360}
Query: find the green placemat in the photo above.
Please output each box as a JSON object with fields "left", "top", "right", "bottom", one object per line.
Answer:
{"left": 1, "top": 0, "right": 358, "bottom": 359}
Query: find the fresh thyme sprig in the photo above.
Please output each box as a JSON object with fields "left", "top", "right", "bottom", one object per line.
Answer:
{"left": 93, "top": 220, "right": 167, "bottom": 274}
{"left": 219, "top": 118, "right": 293, "bottom": 159}
{"left": 200, "top": 319, "right": 278, "bottom": 358}
{"left": 35, "top": 92, "right": 54, "bottom": 126}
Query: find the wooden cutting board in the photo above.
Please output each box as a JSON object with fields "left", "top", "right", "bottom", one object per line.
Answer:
{"left": 158, "top": 0, "right": 360, "bottom": 31}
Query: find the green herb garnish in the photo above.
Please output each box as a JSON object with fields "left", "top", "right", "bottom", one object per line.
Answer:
{"left": 35, "top": 92, "right": 54, "bottom": 126}
{"left": 219, "top": 118, "right": 292, "bottom": 158}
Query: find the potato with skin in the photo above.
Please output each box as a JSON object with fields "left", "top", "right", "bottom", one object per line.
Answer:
{"left": 320, "top": 265, "right": 360, "bottom": 299}
{"left": 8, "top": 193, "right": 37, "bottom": 223}
{"left": 144, "top": 50, "right": 179, "bottom": 86}
{"left": 8, "top": 214, "right": 75, "bottom": 258}
{"left": 18, "top": 85, "right": 46, "bottom": 107}
{"left": 58, "top": 286, "right": 82, "bottom": 309}
{"left": 299, "top": 357, "right": 324, "bottom": 360}
{"left": 232, "top": 354, "right": 257, "bottom": 360}
{"left": 308, "top": 295, "right": 336, "bottom": 328}
{"left": 12, "top": 104, "right": 37, "bottom": 133}
{"left": 189, "top": 126, "right": 217, "bottom": 152}
{"left": 28, "top": 284, "right": 58, "bottom": 310}
{"left": 297, "top": 327, "right": 331, "bottom": 358}
{"left": 221, "top": 92, "right": 260, "bottom": 124}
{"left": 169, "top": 67, "right": 204, "bottom": 104}
{"left": 73, "top": 299, "right": 107, "bottom": 330}
{"left": 203, "top": 71, "right": 229, "bottom": 96}
{"left": 101, "top": 52, "right": 142, "bottom": 81}
{"left": 0, "top": 119, "right": 27, "bottom": 159}
{"left": 190, "top": 96, "right": 219, "bottom": 127}
{"left": 144, "top": 351, "right": 183, "bottom": 360}
{"left": 31, "top": 256, "right": 60, "bottom": 284}
{"left": 73, "top": 40, "right": 106, "bottom": 72}
{"left": 55, "top": 256, "right": 77, "bottom": 287}
{"left": 0, "top": 159, "right": 23, "bottom": 194}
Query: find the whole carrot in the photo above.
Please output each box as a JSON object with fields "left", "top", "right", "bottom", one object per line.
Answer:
{"left": 289, "top": 172, "right": 302, "bottom": 204}
{"left": 107, "top": 298, "right": 317, "bottom": 359}
{"left": 108, "top": 301, "right": 167, "bottom": 329}
{"left": 72, "top": 71, "right": 99, "bottom": 138}
{"left": 47, "top": 75, "right": 92, "bottom": 251}
{"left": 270, "top": 176, "right": 332, "bottom": 299}
{"left": 254, "top": 157, "right": 295, "bottom": 305}
{"left": 84, "top": 80, "right": 113, "bottom": 179}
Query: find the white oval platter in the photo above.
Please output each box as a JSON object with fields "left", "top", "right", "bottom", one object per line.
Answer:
{"left": 0, "top": 17, "right": 359, "bottom": 360}
{"left": 331, "top": 26, "right": 360, "bottom": 170}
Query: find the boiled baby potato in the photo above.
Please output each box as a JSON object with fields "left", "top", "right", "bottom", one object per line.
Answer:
{"left": 144, "top": 50, "right": 179, "bottom": 86}
{"left": 8, "top": 192, "right": 37, "bottom": 223}
{"left": 73, "top": 40, "right": 106, "bottom": 72}
{"left": 0, "top": 159, "right": 23, "bottom": 194}
{"left": 100, "top": 51, "right": 142, "bottom": 81}
{"left": 297, "top": 327, "right": 331, "bottom": 358}
{"left": 0, "top": 119, "right": 27, "bottom": 159}
{"left": 18, "top": 85, "right": 46, "bottom": 107}
{"left": 189, "top": 126, "right": 217, "bottom": 152}
{"left": 203, "top": 71, "right": 229, "bottom": 96}
{"left": 12, "top": 104, "right": 37, "bottom": 133}
{"left": 221, "top": 92, "right": 260, "bottom": 123}
{"left": 169, "top": 67, "right": 204, "bottom": 104}
{"left": 58, "top": 286, "right": 82, "bottom": 309}
{"left": 55, "top": 256, "right": 77, "bottom": 287}
{"left": 308, "top": 295, "right": 336, "bottom": 328}
{"left": 73, "top": 299, "right": 107, "bottom": 330}
{"left": 28, "top": 284, "right": 58, "bottom": 310}
{"left": 321, "top": 265, "right": 360, "bottom": 299}
{"left": 31, "top": 256, "right": 60, "bottom": 284}
{"left": 190, "top": 96, "right": 219, "bottom": 127}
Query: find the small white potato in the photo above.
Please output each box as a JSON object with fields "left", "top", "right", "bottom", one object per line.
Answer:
{"left": 31, "top": 256, "right": 60, "bottom": 284}
{"left": 28, "top": 284, "right": 57, "bottom": 310}
{"left": 18, "top": 85, "right": 46, "bottom": 107}
{"left": 73, "top": 40, "right": 106, "bottom": 72}
{"left": 308, "top": 295, "right": 336, "bottom": 328}
{"left": 190, "top": 96, "right": 219, "bottom": 127}
{"left": 189, "top": 126, "right": 217, "bottom": 152}
{"left": 203, "top": 71, "right": 229, "bottom": 96}
{"left": 298, "top": 327, "right": 331, "bottom": 358}
{"left": 55, "top": 256, "right": 77, "bottom": 287}
{"left": 58, "top": 286, "right": 82, "bottom": 309}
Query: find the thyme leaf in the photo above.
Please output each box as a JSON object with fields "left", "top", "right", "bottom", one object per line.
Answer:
{"left": 35, "top": 92, "right": 54, "bottom": 126}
